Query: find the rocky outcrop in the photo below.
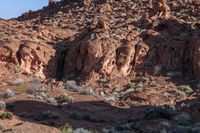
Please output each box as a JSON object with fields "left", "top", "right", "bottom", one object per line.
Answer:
{"left": 11, "top": 122, "right": 61, "bottom": 133}
{"left": 16, "top": 42, "right": 56, "bottom": 79}
{"left": 1, "top": 0, "right": 200, "bottom": 83}
{"left": 63, "top": 32, "right": 119, "bottom": 81}
{"left": 0, "top": 19, "right": 73, "bottom": 80}
{"left": 60, "top": 21, "right": 144, "bottom": 82}
{"left": 0, "top": 40, "right": 56, "bottom": 79}
{"left": 60, "top": 19, "right": 200, "bottom": 81}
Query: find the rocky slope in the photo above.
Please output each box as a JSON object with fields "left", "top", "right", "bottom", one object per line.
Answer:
{"left": 15, "top": 0, "right": 200, "bottom": 84}
{"left": 0, "top": 0, "right": 200, "bottom": 133}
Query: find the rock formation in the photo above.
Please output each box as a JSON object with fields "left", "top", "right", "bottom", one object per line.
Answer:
{"left": 0, "top": 0, "right": 200, "bottom": 84}
{"left": 149, "top": 0, "right": 171, "bottom": 19}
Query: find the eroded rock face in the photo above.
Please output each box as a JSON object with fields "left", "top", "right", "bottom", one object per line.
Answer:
{"left": 64, "top": 33, "right": 120, "bottom": 81}
{"left": 1, "top": 1, "right": 200, "bottom": 83}
{"left": 0, "top": 42, "right": 56, "bottom": 80}
{"left": 1, "top": 18, "right": 200, "bottom": 82}
{"left": 61, "top": 20, "right": 143, "bottom": 81}
{"left": 61, "top": 19, "right": 200, "bottom": 81}
{"left": 140, "top": 30, "right": 188, "bottom": 71}
{"left": 0, "top": 39, "right": 20, "bottom": 63}
{"left": 17, "top": 43, "right": 56, "bottom": 79}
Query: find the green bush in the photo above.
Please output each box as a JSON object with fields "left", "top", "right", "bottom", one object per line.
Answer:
{"left": 177, "top": 85, "right": 193, "bottom": 94}
{"left": 124, "top": 83, "right": 137, "bottom": 90}
{"left": 17, "top": 84, "right": 26, "bottom": 94}
{"left": 59, "top": 123, "right": 73, "bottom": 133}
{"left": 148, "top": 82, "right": 157, "bottom": 87}
{"left": 1, "top": 111, "right": 13, "bottom": 119}
{"left": 153, "top": 65, "right": 162, "bottom": 75}
{"left": 175, "top": 113, "right": 192, "bottom": 126}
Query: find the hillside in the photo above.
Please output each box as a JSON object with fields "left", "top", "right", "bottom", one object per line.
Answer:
{"left": 0, "top": 0, "right": 200, "bottom": 133}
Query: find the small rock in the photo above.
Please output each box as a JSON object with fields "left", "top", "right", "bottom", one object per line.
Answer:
{"left": 50, "top": 79, "right": 56, "bottom": 84}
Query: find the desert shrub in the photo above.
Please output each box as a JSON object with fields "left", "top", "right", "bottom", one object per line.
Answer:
{"left": 97, "top": 78, "right": 109, "bottom": 83}
{"left": 59, "top": 123, "right": 73, "bottom": 133}
{"left": 124, "top": 83, "right": 137, "bottom": 90}
{"left": 47, "top": 97, "right": 58, "bottom": 105}
{"left": 0, "top": 101, "right": 6, "bottom": 110}
{"left": 1, "top": 111, "right": 13, "bottom": 119}
{"left": 74, "top": 128, "right": 99, "bottom": 133}
{"left": 148, "top": 82, "right": 157, "bottom": 87}
{"left": 59, "top": 123, "right": 98, "bottom": 133}
{"left": 56, "top": 93, "right": 75, "bottom": 104}
{"left": 153, "top": 65, "right": 162, "bottom": 75}
{"left": 3, "top": 89, "right": 15, "bottom": 99}
{"left": 64, "top": 81, "right": 94, "bottom": 95}
{"left": 9, "top": 78, "right": 24, "bottom": 86}
{"left": 175, "top": 113, "right": 192, "bottom": 126}
{"left": 177, "top": 85, "right": 193, "bottom": 94}
{"left": 17, "top": 84, "right": 26, "bottom": 94}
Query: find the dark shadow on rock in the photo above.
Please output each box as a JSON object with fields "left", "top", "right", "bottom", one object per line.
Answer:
{"left": 175, "top": 95, "right": 200, "bottom": 124}
{"left": 44, "top": 28, "right": 92, "bottom": 81}
{"left": 6, "top": 99, "right": 177, "bottom": 132}
{"left": 133, "top": 18, "right": 200, "bottom": 83}
{"left": 137, "top": 19, "right": 191, "bottom": 75}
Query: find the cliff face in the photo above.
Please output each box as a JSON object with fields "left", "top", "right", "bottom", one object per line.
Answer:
{"left": 0, "top": 0, "right": 200, "bottom": 84}
{"left": 57, "top": 19, "right": 200, "bottom": 84}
